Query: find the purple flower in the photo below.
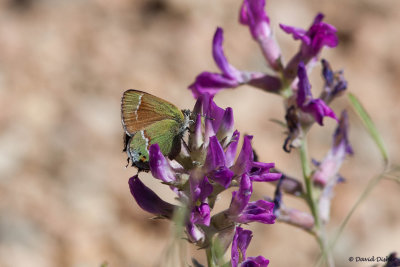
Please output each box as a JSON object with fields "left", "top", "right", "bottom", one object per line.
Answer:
{"left": 189, "top": 28, "right": 245, "bottom": 98}
{"left": 190, "top": 172, "right": 213, "bottom": 203}
{"left": 281, "top": 13, "right": 338, "bottom": 79}
{"left": 312, "top": 110, "right": 353, "bottom": 186}
{"left": 231, "top": 227, "right": 252, "bottom": 267}
{"left": 231, "top": 135, "right": 281, "bottom": 182}
{"left": 231, "top": 135, "right": 254, "bottom": 176}
{"left": 239, "top": 0, "right": 281, "bottom": 70}
{"left": 126, "top": 95, "right": 279, "bottom": 258}
{"left": 191, "top": 203, "right": 211, "bottom": 226}
{"left": 231, "top": 227, "right": 270, "bottom": 267}
{"left": 128, "top": 175, "right": 175, "bottom": 219}
{"left": 273, "top": 177, "right": 314, "bottom": 230}
{"left": 281, "top": 13, "right": 338, "bottom": 59}
{"left": 320, "top": 59, "right": 348, "bottom": 104}
{"left": 240, "top": 0, "right": 270, "bottom": 40}
{"left": 189, "top": 28, "right": 281, "bottom": 98}
{"left": 228, "top": 174, "right": 276, "bottom": 224}
{"left": 186, "top": 222, "right": 205, "bottom": 243}
{"left": 241, "top": 256, "right": 270, "bottom": 267}
{"left": 149, "top": 144, "right": 177, "bottom": 183}
{"left": 296, "top": 62, "right": 337, "bottom": 125}
{"left": 249, "top": 162, "right": 281, "bottom": 182}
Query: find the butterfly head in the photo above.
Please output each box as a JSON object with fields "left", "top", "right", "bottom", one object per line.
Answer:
{"left": 181, "top": 109, "right": 193, "bottom": 132}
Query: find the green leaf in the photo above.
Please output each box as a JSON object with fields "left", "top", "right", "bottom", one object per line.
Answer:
{"left": 348, "top": 93, "right": 389, "bottom": 164}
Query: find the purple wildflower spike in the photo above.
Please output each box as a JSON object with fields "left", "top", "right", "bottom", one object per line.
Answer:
{"left": 128, "top": 176, "right": 175, "bottom": 219}
{"left": 297, "top": 62, "right": 337, "bottom": 125}
{"left": 125, "top": 91, "right": 280, "bottom": 265}
{"left": 281, "top": 13, "right": 338, "bottom": 79}
{"left": 239, "top": 0, "right": 281, "bottom": 70}
{"left": 312, "top": 110, "right": 353, "bottom": 186}
{"left": 231, "top": 227, "right": 253, "bottom": 267}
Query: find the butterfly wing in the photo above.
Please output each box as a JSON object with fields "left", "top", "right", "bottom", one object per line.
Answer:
{"left": 127, "top": 119, "right": 183, "bottom": 170}
{"left": 121, "top": 89, "right": 184, "bottom": 136}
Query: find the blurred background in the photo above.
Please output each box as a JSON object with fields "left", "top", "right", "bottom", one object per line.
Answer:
{"left": 0, "top": 0, "right": 399, "bottom": 266}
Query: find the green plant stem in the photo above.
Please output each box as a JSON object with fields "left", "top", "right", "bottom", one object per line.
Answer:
{"left": 206, "top": 247, "right": 217, "bottom": 267}
{"left": 299, "top": 139, "right": 334, "bottom": 267}
{"left": 299, "top": 139, "right": 318, "bottom": 224}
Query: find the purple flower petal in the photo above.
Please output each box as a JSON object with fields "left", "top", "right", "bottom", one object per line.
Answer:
{"left": 312, "top": 110, "right": 353, "bottom": 186}
{"left": 321, "top": 59, "right": 348, "bottom": 104}
{"left": 229, "top": 174, "right": 252, "bottom": 217}
{"left": 128, "top": 176, "right": 175, "bottom": 218}
{"left": 216, "top": 107, "right": 235, "bottom": 145}
{"left": 249, "top": 162, "right": 281, "bottom": 182}
{"left": 189, "top": 72, "right": 239, "bottom": 99}
{"left": 203, "top": 136, "right": 234, "bottom": 187}
{"left": 213, "top": 27, "right": 243, "bottom": 81}
{"left": 279, "top": 24, "right": 309, "bottom": 43}
{"left": 239, "top": 0, "right": 270, "bottom": 40}
{"left": 231, "top": 227, "right": 253, "bottom": 267}
{"left": 280, "top": 13, "right": 338, "bottom": 58}
{"left": 301, "top": 98, "right": 337, "bottom": 125}
{"left": 190, "top": 172, "right": 214, "bottom": 203}
{"left": 282, "top": 13, "right": 338, "bottom": 79}
{"left": 186, "top": 222, "right": 205, "bottom": 243}
{"left": 240, "top": 0, "right": 281, "bottom": 70}
{"left": 308, "top": 13, "right": 338, "bottom": 53}
{"left": 190, "top": 113, "right": 203, "bottom": 150}
{"left": 333, "top": 110, "right": 353, "bottom": 155}
{"left": 191, "top": 203, "right": 211, "bottom": 226}
{"left": 232, "top": 135, "right": 254, "bottom": 176}
{"left": 225, "top": 130, "right": 240, "bottom": 167}
{"left": 204, "top": 136, "right": 227, "bottom": 172}
{"left": 236, "top": 200, "right": 276, "bottom": 224}
{"left": 241, "top": 256, "right": 270, "bottom": 267}
{"left": 208, "top": 167, "right": 234, "bottom": 188}
{"left": 208, "top": 98, "right": 226, "bottom": 132}
{"left": 297, "top": 62, "right": 337, "bottom": 125}
{"left": 149, "top": 144, "right": 176, "bottom": 183}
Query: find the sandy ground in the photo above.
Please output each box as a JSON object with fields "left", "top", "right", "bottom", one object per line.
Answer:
{"left": 0, "top": 0, "right": 399, "bottom": 266}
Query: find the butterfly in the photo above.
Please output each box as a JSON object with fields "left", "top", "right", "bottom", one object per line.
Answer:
{"left": 121, "top": 89, "right": 191, "bottom": 171}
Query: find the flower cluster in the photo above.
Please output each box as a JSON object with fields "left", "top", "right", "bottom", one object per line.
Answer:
{"left": 185, "top": 0, "right": 355, "bottom": 264}
{"left": 188, "top": 0, "right": 347, "bottom": 155}
{"left": 128, "top": 94, "right": 281, "bottom": 265}
{"left": 125, "top": 0, "right": 360, "bottom": 266}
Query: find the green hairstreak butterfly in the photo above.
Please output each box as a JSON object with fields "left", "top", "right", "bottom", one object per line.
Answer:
{"left": 121, "top": 89, "right": 191, "bottom": 171}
